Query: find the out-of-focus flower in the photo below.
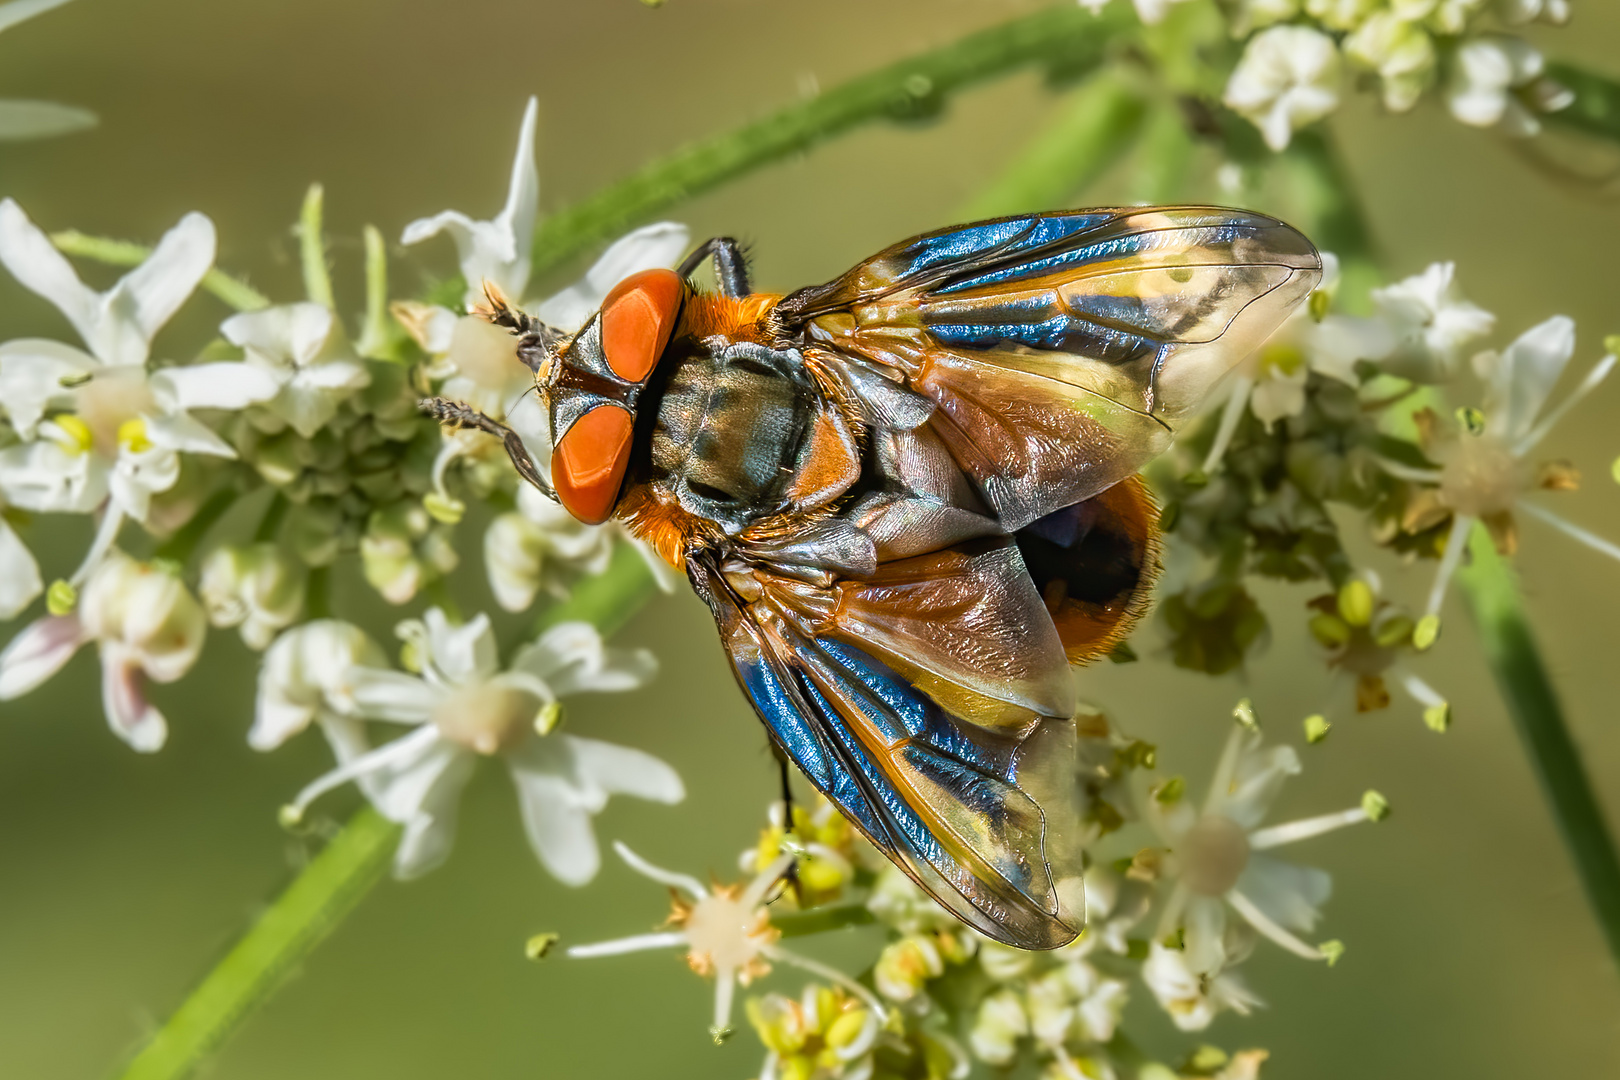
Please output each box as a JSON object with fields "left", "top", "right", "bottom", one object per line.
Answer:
{"left": 0, "top": 550, "right": 204, "bottom": 751}
{"left": 1369, "top": 261, "right": 1495, "bottom": 381}
{"left": 0, "top": 0, "right": 95, "bottom": 141}
{"left": 0, "top": 200, "right": 277, "bottom": 576}
{"left": 969, "top": 989, "right": 1029, "bottom": 1067}
{"left": 875, "top": 933, "right": 946, "bottom": 1003}
{"left": 1229, "top": 0, "right": 1301, "bottom": 38}
{"left": 570, "top": 842, "right": 884, "bottom": 1043}
{"left": 1223, "top": 26, "right": 1342, "bottom": 152}
{"left": 1075, "top": 0, "right": 1195, "bottom": 28}
{"left": 249, "top": 618, "right": 385, "bottom": 751}
{"left": 1343, "top": 12, "right": 1436, "bottom": 112}
{"left": 748, "top": 983, "right": 886, "bottom": 1080}
{"left": 281, "top": 610, "right": 680, "bottom": 880}
{"left": 1301, "top": 0, "right": 1376, "bottom": 32}
{"left": 199, "top": 542, "right": 305, "bottom": 650}
{"left": 1389, "top": 317, "right": 1618, "bottom": 621}
{"left": 1142, "top": 942, "right": 1263, "bottom": 1032}
{"left": 360, "top": 500, "right": 458, "bottom": 605}
{"left": 741, "top": 792, "right": 863, "bottom": 910}
{"left": 1497, "top": 0, "right": 1568, "bottom": 24}
{"left": 1143, "top": 717, "right": 1377, "bottom": 975}
{"left": 1445, "top": 36, "right": 1572, "bottom": 137}
{"left": 1307, "top": 570, "right": 1450, "bottom": 727}
{"left": 223, "top": 302, "right": 369, "bottom": 438}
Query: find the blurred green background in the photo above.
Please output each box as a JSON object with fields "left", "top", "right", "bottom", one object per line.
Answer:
{"left": 3, "top": 1, "right": 1620, "bottom": 1077}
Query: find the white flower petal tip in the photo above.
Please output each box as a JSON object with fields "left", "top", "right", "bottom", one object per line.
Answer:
{"left": 0, "top": 613, "right": 84, "bottom": 698}
{"left": 1224, "top": 26, "right": 1342, "bottom": 152}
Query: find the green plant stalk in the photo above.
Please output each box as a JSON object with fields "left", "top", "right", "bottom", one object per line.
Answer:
{"left": 774, "top": 903, "right": 875, "bottom": 938}
{"left": 299, "top": 183, "right": 335, "bottom": 310}
{"left": 1456, "top": 524, "right": 1620, "bottom": 966}
{"left": 1545, "top": 62, "right": 1620, "bottom": 143}
{"left": 954, "top": 68, "right": 1146, "bottom": 220}
{"left": 47, "top": 230, "right": 270, "bottom": 311}
{"left": 1281, "top": 128, "right": 1379, "bottom": 305}
{"left": 115, "top": 549, "right": 664, "bottom": 1080}
{"left": 529, "top": 2, "right": 1133, "bottom": 276}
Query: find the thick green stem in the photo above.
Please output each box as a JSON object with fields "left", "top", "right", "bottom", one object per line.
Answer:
{"left": 117, "top": 807, "right": 401, "bottom": 1080}
{"left": 117, "top": 547, "right": 663, "bottom": 1080}
{"left": 1456, "top": 524, "right": 1620, "bottom": 967}
{"left": 299, "top": 183, "right": 335, "bottom": 310}
{"left": 1544, "top": 62, "right": 1620, "bottom": 143}
{"left": 529, "top": 2, "right": 1131, "bottom": 275}
{"left": 954, "top": 68, "right": 1146, "bottom": 220}
{"left": 774, "top": 903, "right": 876, "bottom": 938}
{"left": 48, "top": 230, "right": 270, "bottom": 312}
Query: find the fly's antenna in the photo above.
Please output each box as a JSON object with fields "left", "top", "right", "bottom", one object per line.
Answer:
{"left": 473, "top": 280, "right": 565, "bottom": 381}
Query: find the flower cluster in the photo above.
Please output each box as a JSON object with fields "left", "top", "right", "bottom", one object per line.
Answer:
{"left": 1080, "top": 0, "right": 1577, "bottom": 152}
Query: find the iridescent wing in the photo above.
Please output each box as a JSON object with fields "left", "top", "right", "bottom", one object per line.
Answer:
{"left": 780, "top": 207, "right": 1322, "bottom": 531}
{"left": 688, "top": 537, "right": 1089, "bottom": 950}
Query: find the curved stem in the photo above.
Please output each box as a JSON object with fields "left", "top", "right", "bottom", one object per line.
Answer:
{"left": 528, "top": 2, "right": 1132, "bottom": 276}
{"left": 1456, "top": 523, "right": 1620, "bottom": 969}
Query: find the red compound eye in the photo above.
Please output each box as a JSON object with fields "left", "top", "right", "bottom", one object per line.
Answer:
{"left": 552, "top": 405, "right": 634, "bottom": 525}
{"left": 599, "top": 268, "right": 683, "bottom": 384}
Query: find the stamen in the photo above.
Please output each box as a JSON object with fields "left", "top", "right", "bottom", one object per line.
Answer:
{"left": 740, "top": 853, "right": 797, "bottom": 910}
{"left": 711, "top": 968, "right": 737, "bottom": 1039}
{"left": 612, "top": 840, "right": 709, "bottom": 899}
{"left": 565, "top": 931, "right": 687, "bottom": 959}
{"left": 1226, "top": 889, "right": 1327, "bottom": 960}
{"left": 1248, "top": 807, "right": 1371, "bottom": 850}
{"left": 1200, "top": 375, "right": 1254, "bottom": 476}
{"left": 1425, "top": 514, "right": 1476, "bottom": 618}
{"left": 1519, "top": 501, "right": 1620, "bottom": 563}
{"left": 1516, "top": 353, "right": 1617, "bottom": 456}
{"left": 1152, "top": 881, "right": 1191, "bottom": 944}
{"left": 69, "top": 507, "right": 126, "bottom": 587}
{"left": 765, "top": 944, "right": 889, "bottom": 1024}
{"left": 1202, "top": 724, "right": 1248, "bottom": 816}
{"left": 1374, "top": 456, "right": 1445, "bottom": 484}
{"left": 1396, "top": 670, "right": 1446, "bottom": 708}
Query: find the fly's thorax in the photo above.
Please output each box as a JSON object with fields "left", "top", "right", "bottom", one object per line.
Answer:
{"left": 641, "top": 337, "right": 861, "bottom": 537}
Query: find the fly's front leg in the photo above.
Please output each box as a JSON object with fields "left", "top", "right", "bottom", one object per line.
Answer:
{"left": 678, "top": 236, "right": 751, "bottom": 298}
{"left": 419, "top": 397, "right": 554, "bottom": 500}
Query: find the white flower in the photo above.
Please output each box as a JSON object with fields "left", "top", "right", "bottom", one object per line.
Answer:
{"left": 199, "top": 542, "right": 305, "bottom": 650}
{"left": 222, "top": 302, "right": 369, "bottom": 438}
{"left": 1497, "top": 0, "right": 1568, "bottom": 24}
{"left": 1141, "top": 942, "right": 1263, "bottom": 1032}
{"left": 1074, "top": 0, "right": 1195, "bottom": 28}
{"left": 748, "top": 983, "right": 888, "bottom": 1080}
{"left": 402, "top": 96, "right": 539, "bottom": 311}
{"left": 1445, "top": 36, "right": 1566, "bottom": 137}
{"left": 0, "top": 200, "right": 278, "bottom": 576}
{"left": 969, "top": 989, "right": 1028, "bottom": 1066}
{"left": 1144, "top": 721, "right": 1375, "bottom": 975}
{"left": 1343, "top": 12, "right": 1437, "bottom": 112}
{"left": 282, "top": 609, "right": 681, "bottom": 880}
{"left": 1302, "top": 0, "right": 1377, "bottom": 32}
{"left": 1224, "top": 25, "right": 1343, "bottom": 152}
{"left": 1369, "top": 261, "right": 1495, "bottom": 380}
{"left": 0, "top": 0, "right": 95, "bottom": 142}
{"left": 250, "top": 618, "right": 386, "bottom": 751}
{"left": 0, "top": 502, "right": 42, "bottom": 618}
{"left": 1386, "top": 317, "right": 1620, "bottom": 620}
{"left": 569, "top": 842, "right": 885, "bottom": 1042}
{"left": 0, "top": 550, "right": 205, "bottom": 751}
{"left": 484, "top": 482, "right": 676, "bottom": 612}
{"left": 1228, "top": 0, "right": 1300, "bottom": 37}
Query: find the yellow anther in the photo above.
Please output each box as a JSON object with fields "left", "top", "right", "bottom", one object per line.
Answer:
{"left": 118, "top": 417, "right": 152, "bottom": 452}
{"left": 52, "top": 413, "right": 94, "bottom": 453}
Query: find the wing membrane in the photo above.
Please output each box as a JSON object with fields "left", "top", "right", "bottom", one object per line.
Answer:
{"left": 781, "top": 207, "right": 1321, "bottom": 530}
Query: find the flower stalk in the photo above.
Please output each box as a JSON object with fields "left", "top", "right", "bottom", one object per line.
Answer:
{"left": 1456, "top": 522, "right": 1620, "bottom": 967}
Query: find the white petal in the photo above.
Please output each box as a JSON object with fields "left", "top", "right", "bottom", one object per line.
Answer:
{"left": 143, "top": 409, "right": 237, "bottom": 458}
{"left": 0, "top": 516, "right": 43, "bottom": 619}
{"left": 0, "top": 99, "right": 94, "bottom": 141}
{"left": 341, "top": 666, "right": 439, "bottom": 723}
{"left": 221, "top": 302, "right": 333, "bottom": 368}
{"left": 0, "top": 0, "right": 78, "bottom": 36}
{"left": 1181, "top": 895, "right": 1228, "bottom": 975}
{"left": 536, "top": 221, "right": 691, "bottom": 331}
{"left": 509, "top": 763, "right": 602, "bottom": 885}
{"left": 0, "top": 199, "right": 103, "bottom": 346}
{"left": 0, "top": 337, "right": 95, "bottom": 436}
{"left": 119, "top": 212, "right": 216, "bottom": 348}
{"left": 491, "top": 97, "right": 539, "bottom": 285}
{"left": 1236, "top": 854, "right": 1331, "bottom": 933}
{"left": 99, "top": 642, "right": 167, "bottom": 752}
{"left": 1490, "top": 314, "right": 1576, "bottom": 444}
{"left": 564, "top": 734, "right": 685, "bottom": 804}
{"left": 392, "top": 806, "right": 463, "bottom": 880}
{"left": 0, "top": 613, "right": 84, "bottom": 697}
{"left": 0, "top": 438, "right": 108, "bottom": 513}
{"left": 423, "top": 608, "right": 499, "bottom": 685}
{"left": 152, "top": 362, "right": 281, "bottom": 412}
{"left": 1218, "top": 738, "right": 1301, "bottom": 830}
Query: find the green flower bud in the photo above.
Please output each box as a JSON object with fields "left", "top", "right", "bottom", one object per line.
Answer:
{"left": 1337, "top": 579, "right": 1374, "bottom": 627}
{"left": 1310, "top": 613, "right": 1352, "bottom": 647}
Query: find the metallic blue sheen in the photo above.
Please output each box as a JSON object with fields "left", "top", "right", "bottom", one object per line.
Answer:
{"left": 890, "top": 214, "right": 1110, "bottom": 283}
{"left": 737, "top": 656, "right": 832, "bottom": 788}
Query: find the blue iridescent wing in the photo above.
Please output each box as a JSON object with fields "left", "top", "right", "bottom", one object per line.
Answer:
{"left": 689, "top": 541, "right": 1087, "bottom": 950}
{"left": 780, "top": 206, "right": 1321, "bottom": 531}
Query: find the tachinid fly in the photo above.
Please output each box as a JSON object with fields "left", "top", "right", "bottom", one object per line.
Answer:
{"left": 425, "top": 208, "right": 1322, "bottom": 949}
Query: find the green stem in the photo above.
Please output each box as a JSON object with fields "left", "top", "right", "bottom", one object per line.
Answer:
{"left": 1456, "top": 524, "right": 1620, "bottom": 967}
{"left": 48, "top": 230, "right": 270, "bottom": 312}
{"left": 1544, "top": 62, "right": 1620, "bottom": 143}
{"left": 954, "top": 68, "right": 1147, "bottom": 220}
{"left": 1280, "top": 128, "right": 1379, "bottom": 305}
{"left": 117, "top": 807, "right": 401, "bottom": 1080}
{"left": 1128, "top": 100, "right": 1197, "bottom": 204}
{"left": 153, "top": 486, "right": 241, "bottom": 565}
{"left": 773, "top": 903, "right": 875, "bottom": 938}
{"left": 116, "top": 546, "right": 663, "bottom": 1080}
{"left": 529, "top": 2, "right": 1132, "bottom": 275}
{"left": 299, "top": 183, "right": 335, "bottom": 309}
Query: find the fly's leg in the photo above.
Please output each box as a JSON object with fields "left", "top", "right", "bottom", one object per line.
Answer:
{"left": 419, "top": 397, "right": 555, "bottom": 500}
{"left": 678, "top": 236, "right": 751, "bottom": 298}
{"left": 771, "top": 743, "right": 804, "bottom": 903}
